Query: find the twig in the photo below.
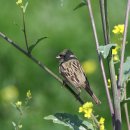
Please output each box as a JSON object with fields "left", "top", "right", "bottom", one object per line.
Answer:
{"left": 22, "top": 12, "right": 29, "bottom": 52}
{"left": 0, "top": 32, "right": 84, "bottom": 105}
{"left": 86, "top": 0, "right": 115, "bottom": 125}
{"left": 99, "top": 0, "right": 108, "bottom": 44}
{"left": 118, "top": 0, "right": 130, "bottom": 92}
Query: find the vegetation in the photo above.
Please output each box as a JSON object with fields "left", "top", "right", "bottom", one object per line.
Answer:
{"left": 0, "top": 0, "right": 130, "bottom": 130}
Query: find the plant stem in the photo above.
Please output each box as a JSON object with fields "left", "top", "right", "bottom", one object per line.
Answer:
{"left": 0, "top": 32, "right": 84, "bottom": 105}
{"left": 118, "top": 1, "right": 130, "bottom": 129}
{"left": 91, "top": 113, "right": 99, "bottom": 128}
{"left": 103, "top": 1, "right": 122, "bottom": 130}
{"left": 118, "top": 0, "right": 130, "bottom": 92}
{"left": 109, "top": 56, "right": 122, "bottom": 130}
{"left": 22, "top": 12, "right": 29, "bottom": 52}
{"left": 99, "top": 0, "right": 108, "bottom": 44}
{"left": 124, "top": 104, "right": 130, "bottom": 130}
{"left": 99, "top": 0, "right": 116, "bottom": 129}
{"left": 86, "top": 0, "right": 115, "bottom": 126}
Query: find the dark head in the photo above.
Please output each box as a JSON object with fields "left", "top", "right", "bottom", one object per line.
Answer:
{"left": 56, "top": 49, "right": 76, "bottom": 63}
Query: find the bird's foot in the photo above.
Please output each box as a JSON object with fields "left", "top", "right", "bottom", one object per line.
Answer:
{"left": 62, "top": 80, "right": 67, "bottom": 86}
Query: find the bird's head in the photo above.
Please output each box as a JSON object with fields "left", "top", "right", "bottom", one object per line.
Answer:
{"left": 56, "top": 49, "right": 76, "bottom": 63}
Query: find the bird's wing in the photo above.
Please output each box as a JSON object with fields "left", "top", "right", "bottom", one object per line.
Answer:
{"left": 59, "top": 59, "right": 86, "bottom": 89}
{"left": 80, "top": 65, "right": 91, "bottom": 88}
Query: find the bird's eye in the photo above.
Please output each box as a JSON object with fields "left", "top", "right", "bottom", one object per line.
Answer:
{"left": 60, "top": 54, "right": 64, "bottom": 57}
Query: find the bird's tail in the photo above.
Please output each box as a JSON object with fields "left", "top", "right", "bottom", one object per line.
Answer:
{"left": 91, "top": 93, "right": 101, "bottom": 105}
{"left": 85, "top": 86, "right": 101, "bottom": 105}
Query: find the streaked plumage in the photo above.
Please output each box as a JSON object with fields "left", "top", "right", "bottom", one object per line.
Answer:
{"left": 56, "top": 49, "right": 101, "bottom": 104}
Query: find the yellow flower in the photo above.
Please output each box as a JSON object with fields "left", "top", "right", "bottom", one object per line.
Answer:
{"left": 118, "top": 24, "right": 124, "bottom": 34}
{"left": 107, "top": 75, "right": 118, "bottom": 88}
{"left": 84, "top": 109, "right": 93, "bottom": 118}
{"left": 79, "top": 102, "right": 93, "bottom": 119}
{"left": 99, "top": 117, "right": 105, "bottom": 125}
{"left": 107, "top": 79, "right": 111, "bottom": 88}
{"left": 113, "top": 55, "right": 119, "bottom": 62}
{"left": 79, "top": 106, "right": 83, "bottom": 112}
{"left": 112, "top": 24, "right": 124, "bottom": 34}
{"left": 15, "top": 101, "right": 22, "bottom": 107}
{"left": 100, "top": 125, "right": 105, "bottom": 130}
{"left": 99, "top": 117, "right": 105, "bottom": 130}
{"left": 82, "top": 60, "right": 97, "bottom": 74}
{"left": 83, "top": 102, "right": 93, "bottom": 108}
{"left": 112, "top": 47, "right": 120, "bottom": 62}
{"left": 26, "top": 90, "right": 32, "bottom": 99}
{"left": 112, "top": 48, "right": 118, "bottom": 55}
{"left": 16, "top": 0, "right": 22, "bottom": 5}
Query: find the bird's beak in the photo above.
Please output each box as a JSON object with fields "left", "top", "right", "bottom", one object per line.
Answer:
{"left": 56, "top": 55, "right": 61, "bottom": 59}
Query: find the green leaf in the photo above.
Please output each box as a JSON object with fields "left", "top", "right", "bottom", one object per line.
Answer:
{"left": 121, "top": 98, "right": 130, "bottom": 104}
{"left": 44, "top": 113, "right": 94, "bottom": 130}
{"left": 122, "top": 57, "right": 130, "bottom": 84}
{"left": 28, "top": 37, "right": 47, "bottom": 53}
{"left": 98, "top": 44, "right": 117, "bottom": 59}
{"left": 73, "top": 1, "right": 87, "bottom": 11}
{"left": 82, "top": 121, "right": 94, "bottom": 130}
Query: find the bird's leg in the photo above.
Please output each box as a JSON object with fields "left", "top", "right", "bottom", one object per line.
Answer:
{"left": 62, "top": 80, "right": 68, "bottom": 86}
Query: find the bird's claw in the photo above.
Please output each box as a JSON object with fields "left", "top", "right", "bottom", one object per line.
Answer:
{"left": 62, "top": 80, "right": 67, "bottom": 86}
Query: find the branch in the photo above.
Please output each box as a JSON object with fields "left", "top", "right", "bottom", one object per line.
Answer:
{"left": 0, "top": 32, "right": 84, "bottom": 105}
{"left": 86, "top": 0, "right": 115, "bottom": 126}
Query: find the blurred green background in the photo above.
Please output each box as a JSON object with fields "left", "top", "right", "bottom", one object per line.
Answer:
{"left": 0, "top": 0, "right": 130, "bottom": 130}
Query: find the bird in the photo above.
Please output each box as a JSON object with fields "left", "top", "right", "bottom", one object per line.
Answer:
{"left": 56, "top": 49, "right": 101, "bottom": 104}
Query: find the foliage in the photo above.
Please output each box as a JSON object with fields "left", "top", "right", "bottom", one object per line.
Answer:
{"left": 122, "top": 57, "right": 130, "bottom": 84}
{"left": 98, "top": 44, "right": 117, "bottom": 59}
{"left": 44, "top": 113, "right": 94, "bottom": 130}
{"left": 73, "top": 0, "right": 87, "bottom": 11}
